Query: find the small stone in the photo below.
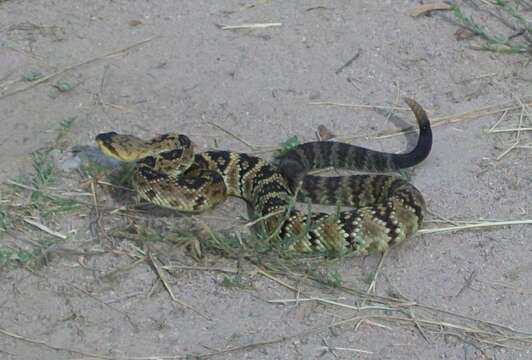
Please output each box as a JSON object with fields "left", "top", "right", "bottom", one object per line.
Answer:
{"left": 58, "top": 157, "right": 81, "bottom": 172}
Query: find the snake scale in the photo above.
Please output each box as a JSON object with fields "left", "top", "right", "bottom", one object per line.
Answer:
{"left": 96, "top": 98, "right": 432, "bottom": 256}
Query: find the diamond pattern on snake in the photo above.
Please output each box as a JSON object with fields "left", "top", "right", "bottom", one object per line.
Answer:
{"left": 96, "top": 98, "right": 432, "bottom": 256}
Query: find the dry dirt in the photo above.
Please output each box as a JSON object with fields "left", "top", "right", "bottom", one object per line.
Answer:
{"left": 1, "top": 1, "right": 532, "bottom": 359}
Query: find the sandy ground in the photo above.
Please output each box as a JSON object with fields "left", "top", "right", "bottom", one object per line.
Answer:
{"left": 1, "top": 0, "right": 532, "bottom": 359}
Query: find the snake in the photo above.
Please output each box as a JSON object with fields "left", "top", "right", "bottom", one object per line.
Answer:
{"left": 95, "top": 97, "right": 432, "bottom": 256}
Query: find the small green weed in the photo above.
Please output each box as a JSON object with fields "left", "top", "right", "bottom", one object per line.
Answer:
{"left": 53, "top": 80, "right": 74, "bottom": 92}
{"left": 55, "top": 117, "right": 76, "bottom": 148}
{"left": 221, "top": 274, "right": 252, "bottom": 289}
{"left": 110, "top": 162, "right": 136, "bottom": 187}
{"left": 80, "top": 158, "right": 108, "bottom": 178}
{"left": 313, "top": 269, "right": 343, "bottom": 288}
{"left": 11, "top": 150, "right": 81, "bottom": 217}
{"left": 273, "top": 135, "right": 300, "bottom": 159}
{"left": 0, "top": 246, "right": 28, "bottom": 267}
{"left": 31, "top": 150, "right": 55, "bottom": 188}
{"left": 0, "top": 237, "right": 57, "bottom": 269}
{"left": 451, "top": 1, "right": 531, "bottom": 54}
{"left": 0, "top": 117, "right": 86, "bottom": 269}
{"left": 22, "top": 70, "right": 44, "bottom": 82}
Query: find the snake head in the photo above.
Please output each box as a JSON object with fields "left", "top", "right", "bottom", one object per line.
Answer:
{"left": 95, "top": 131, "right": 148, "bottom": 161}
{"left": 95, "top": 132, "right": 194, "bottom": 165}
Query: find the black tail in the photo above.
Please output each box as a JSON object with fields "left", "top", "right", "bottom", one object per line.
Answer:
{"left": 276, "top": 98, "right": 432, "bottom": 185}
{"left": 389, "top": 97, "right": 432, "bottom": 168}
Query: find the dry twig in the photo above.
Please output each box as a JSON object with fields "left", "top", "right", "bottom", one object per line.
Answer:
{"left": 147, "top": 253, "right": 211, "bottom": 320}
{"left": 220, "top": 23, "right": 282, "bottom": 30}
{"left": 0, "top": 36, "right": 159, "bottom": 100}
{"left": 23, "top": 218, "right": 67, "bottom": 240}
{"left": 419, "top": 219, "right": 532, "bottom": 234}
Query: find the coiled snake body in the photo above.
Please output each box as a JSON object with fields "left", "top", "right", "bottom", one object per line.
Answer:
{"left": 96, "top": 98, "right": 432, "bottom": 255}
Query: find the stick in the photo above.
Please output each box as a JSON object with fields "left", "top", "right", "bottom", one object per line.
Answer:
{"left": 495, "top": 96, "right": 528, "bottom": 159}
{"left": 419, "top": 219, "right": 532, "bottom": 234}
{"left": 0, "top": 327, "right": 108, "bottom": 359}
{"left": 489, "top": 127, "right": 532, "bottom": 133}
{"left": 496, "top": 140, "right": 519, "bottom": 160}
{"left": 220, "top": 23, "right": 282, "bottom": 30}
{"left": 148, "top": 253, "right": 211, "bottom": 321}
{"left": 161, "top": 265, "right": 238, "bottom": 274}
{"left": 367, "top": 251, "right": 387, "bottom": 294}
{"left": 316, "top": 345, "right": 373, "bottom": 355}
{"left": 243, "top": 209, "right": 284, "bottom": 228}
{"left": 256, "top": 267, "right": 301, "bottom": 293}
{"left": 487, "top": 110, "right": 508, "bottom": 133}
{"left": 310, "top": 101, "right": 411, "bottom": 112}
{"left": 410, "top": 308, "right": 431, "bottom": 344}
{"left": 0, "top": 36, "right": 159, "bottom": 100}
{"left": 208, "top": 121, "right": 256, "bottom": 150}
{"left": 23, "top": 218, "right": 67, "bottom": 240}
{"left": 4, "top": 179, "right": 40, "bottom": 191}
{"left": 335, "top": 49, "right": 362, "bottom": 75}
{"left": 313, "top": 97, "right": 532, "bottom": 140}
{"left": 268, "top": 297, "right": 393, "bottom": 312}
{"left": 375, "top": 98, "right": 532, "bottom": 140}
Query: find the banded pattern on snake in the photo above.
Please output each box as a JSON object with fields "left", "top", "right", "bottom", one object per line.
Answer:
{"left": 96, "top": 97, "right": 432, "bottom": 255}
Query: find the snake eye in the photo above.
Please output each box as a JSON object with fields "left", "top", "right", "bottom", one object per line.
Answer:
{"left": 138, "top": 156, "right": 156, "bottom": 168}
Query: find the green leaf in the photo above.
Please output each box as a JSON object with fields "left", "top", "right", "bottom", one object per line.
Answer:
{"left": 22, "top": 70, "right": 44, "bottom": 82}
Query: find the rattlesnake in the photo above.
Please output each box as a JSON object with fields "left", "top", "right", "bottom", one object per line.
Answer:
{"left": 96, "top": 97, "right": 431, "bottom": 255}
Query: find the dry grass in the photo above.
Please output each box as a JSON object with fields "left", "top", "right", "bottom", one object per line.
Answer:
{"left": 2, "top": 1, "right": 530, "bottom": 357}
{"left": 1, "top": 83, "right": 531, "bottom": 357}
{"left": 220, "top": 22, "right": 282, "bottom": 30}
{"left": 0, "top": 36, "right": 159, "bottom": 100}
{"left": 6, "top": 155, "right": 529, "bottom": 355}
{"left": 311, "top": 96, "right": 532, "bottom": 143}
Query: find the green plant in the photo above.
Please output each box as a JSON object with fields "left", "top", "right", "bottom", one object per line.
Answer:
{"left": 273, "top": 135, "right": 300, "bottom": 158}
{"left": 451, "top": 1, "right": 531, "bottom": 54}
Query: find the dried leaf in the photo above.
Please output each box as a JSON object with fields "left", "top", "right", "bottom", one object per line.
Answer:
{"left": 316, "top": 125, "right": 336, "bottom": 141}
{"left": 455, "top": 28, "right": 476, "bottom": 41}
{"left": 128, "top": 19, "right": 143, "bottom": 27}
